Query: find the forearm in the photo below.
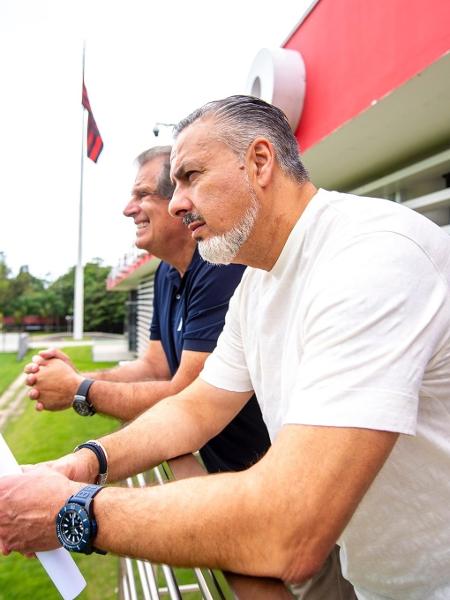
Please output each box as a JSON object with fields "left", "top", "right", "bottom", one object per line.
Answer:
{"left": 83, "top": 358, "right": 167, "bottom": 383}
{"left": 66, "top": 380, "right": 250, "bottom": 485}
{"left": 94, "top": 469, "right": 288, "bottom": 579}
{"left": 88, "top": 382, "right": 250, "bottom": 482}
{"left": 92, "top": 425, "right": 398, "bottom": 583}
{"left": 89, "top": 379, "right": 178, "bottom": 421}
{"left": 99, "top": 392, "right": 232, "bottom": 480}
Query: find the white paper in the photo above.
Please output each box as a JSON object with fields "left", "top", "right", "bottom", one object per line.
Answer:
{"left": 0, "top": 434, "right": 87, "bottom": 600}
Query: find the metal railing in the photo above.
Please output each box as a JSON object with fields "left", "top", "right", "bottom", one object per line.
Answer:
{"left": 119, "top": 454, "right": 293, "bottom": 599}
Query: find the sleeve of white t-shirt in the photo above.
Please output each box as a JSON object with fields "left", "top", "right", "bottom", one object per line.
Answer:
{"left": 283, "top": 232, "right": 448, "bottom": 435}
{"left": 201, "top": 280, "right": 254, "bottom": 392}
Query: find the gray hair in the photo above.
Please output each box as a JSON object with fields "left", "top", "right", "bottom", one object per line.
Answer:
{"left": 174, "top": 95, "right": 309, "bottom": 184}
{"left": 135, "top": 145, "right": 174, "bottom": 199}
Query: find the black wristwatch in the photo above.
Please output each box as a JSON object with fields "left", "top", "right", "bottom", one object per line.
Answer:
{"left": 56, "top": 484, "right": 106, "bottom": 554}
{"left": 73, "top": 379, "right": 96, "bottom": 416}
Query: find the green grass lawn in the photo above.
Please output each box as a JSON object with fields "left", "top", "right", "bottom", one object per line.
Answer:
{"left": 0, "top": 345, "right": 206, "bottom": 600}
{"left": 0, "top": 344, "right": 99, "bottom": 397}
{"left": 0, "top": 346, "right": 121, "bottom": 600}
{"left": 0, "top": 349, "right": 39, "bottom": 395}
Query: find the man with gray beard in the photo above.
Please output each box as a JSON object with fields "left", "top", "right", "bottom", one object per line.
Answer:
{"left": 3, "top": 96, "right": 450, "bottom": 600}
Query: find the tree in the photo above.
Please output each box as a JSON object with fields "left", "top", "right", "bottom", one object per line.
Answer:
{"left": 83, "top": 261, "right": 126, "bottom": 332}
{"left": 48, "top": 267, "right": 76, "bottom": 316}
{"left": 0, "top": 252, "right": 13, "bottom": 315}
{"left": 0, "top": 255, "right": 126, "bottom": 333}
{"left": 49, "top": 260, "right": 126, "bottom": 333}
{"left": 6, "top": 265, "right": 45, "bottom": 325}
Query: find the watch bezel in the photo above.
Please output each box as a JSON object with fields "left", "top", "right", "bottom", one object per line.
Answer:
{"left": 56, "top": 503, "right": 95, "bottom": 554}
{"left": 73, "top": 395, "right": 95, "bottom": 417}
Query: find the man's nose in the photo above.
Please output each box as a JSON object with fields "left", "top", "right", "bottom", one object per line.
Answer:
{"left": 168, "top": 187, "right": 193, "bottom": 218}
{"left": 123, "top": 197, "right": 138, "bottom": 217}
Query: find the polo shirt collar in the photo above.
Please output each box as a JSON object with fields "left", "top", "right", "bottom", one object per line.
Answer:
{"left": 166, "top": 246, "right": 201, "bottom": 288}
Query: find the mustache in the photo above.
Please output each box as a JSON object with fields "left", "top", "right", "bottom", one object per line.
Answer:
{"left": 182, "top": 212, "right": 204, "bottom": 227}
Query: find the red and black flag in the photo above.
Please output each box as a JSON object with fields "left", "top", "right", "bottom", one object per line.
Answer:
{"left": 82, "top": 82, "right": 104, "bottom": 162}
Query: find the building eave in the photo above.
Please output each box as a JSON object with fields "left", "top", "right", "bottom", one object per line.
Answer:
{"left": 303, "top": 52, "right": 450, "bottom": 191}
{"left": 107, "top": 253, "right": 161, "bottom": 291}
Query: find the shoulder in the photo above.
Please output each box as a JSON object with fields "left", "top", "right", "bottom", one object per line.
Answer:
{"left": 182, "top": 259, "right": 247, "bottom": 311}
{"left": 189, "top": 256, "right": 246, "bottom": 289}
{"left": 155, "top": 260, "right": 170, "bottom": 276}
{"left": 154, "top": 260, "right": 171, "bottom": 285}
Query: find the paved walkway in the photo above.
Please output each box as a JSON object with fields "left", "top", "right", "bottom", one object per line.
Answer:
{"left": 0, "top": 334, "right": 133, "bottom": 431}
{"left": 0, "top": 373, "right": 28, "bottom": 431}
{"left": 0, "top": 339, "right": 95, "bottom": 431}
{"left": 28, "top": 338, "right": 134, "bottom": 362}
{"left": 28, "top": 331, "right": 124, "bottom": 349}
{"left": 0, "top": 347, "right": 91, "bottom": 431}
{"left": 28, "top": 339, "right": 94, "bottom": 349}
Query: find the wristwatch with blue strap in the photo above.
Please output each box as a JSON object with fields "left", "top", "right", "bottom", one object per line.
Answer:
{"left": 56, "top": 484, "right": 106, "bottom": 554}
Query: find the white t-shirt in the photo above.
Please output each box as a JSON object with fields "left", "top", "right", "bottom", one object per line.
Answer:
{"left": 201, "top": 189, "right": 450, "bottom": 600}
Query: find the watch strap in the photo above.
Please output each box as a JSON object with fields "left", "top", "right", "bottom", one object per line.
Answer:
{"left": 65, "top": 484, "right": 106, "bottom": 555}
{"left": 73, "top": 378, "right": 96, "bottom": 416}
{"left": 69, "top": 483, "right": 104, "bottom": 506}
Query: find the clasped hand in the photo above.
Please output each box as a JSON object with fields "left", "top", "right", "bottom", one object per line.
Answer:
{"left": 24, "top": 348, "right": 83, "bottom": 411}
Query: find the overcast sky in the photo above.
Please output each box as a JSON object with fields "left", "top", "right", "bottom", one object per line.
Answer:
{"left": 0, "top": 0, "right": 309, "bottom": 282}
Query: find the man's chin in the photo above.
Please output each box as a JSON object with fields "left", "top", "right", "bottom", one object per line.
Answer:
{"left": 135, "top": 237, "right": 150, "bottom": 252}
{"left": 198, "top": 241, "right": 233, "bottom": 265}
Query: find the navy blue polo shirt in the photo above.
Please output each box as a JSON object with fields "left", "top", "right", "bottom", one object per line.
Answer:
{"left": 150, "top": 247, "right": 270, "bottom": 473}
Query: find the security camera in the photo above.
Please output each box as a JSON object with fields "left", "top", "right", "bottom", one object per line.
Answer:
{"left": 152, "top": 121, "right": 175, "bottom": 138}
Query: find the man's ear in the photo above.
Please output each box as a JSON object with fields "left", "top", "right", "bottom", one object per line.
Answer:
{"left": 247, "top": 138, "right": 275, "bottom": 188}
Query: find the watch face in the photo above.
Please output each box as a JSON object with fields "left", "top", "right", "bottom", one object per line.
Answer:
{"left": 73, "top": 396, "right": 95, "bottom": 416}
{"left": 56, "top": 503, "right": 91, "bottom": 552}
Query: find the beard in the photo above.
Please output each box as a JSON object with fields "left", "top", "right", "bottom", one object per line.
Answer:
{"left": 199, "top": 199, "right": 258, "bottom": 264}
{"left": 183, "top": 185, "right": 259, "bottom": 265}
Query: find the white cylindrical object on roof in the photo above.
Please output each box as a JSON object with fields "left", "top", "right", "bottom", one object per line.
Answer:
{"left": 246, "top": 47, "right": 306, "bottom": 132}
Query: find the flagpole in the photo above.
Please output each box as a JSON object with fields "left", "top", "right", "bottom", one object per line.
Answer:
{"left": 74, "top": 42, "right": 86, "bottom": 341}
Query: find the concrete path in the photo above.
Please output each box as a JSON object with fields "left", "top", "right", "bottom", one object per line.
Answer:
{"left": 28, "top": 332, "right": 124, "bottom": 349}
{"left": 0, "top": 339, "right": 95, "bottom": 431}
{"left": 0, "top": 333, "right": 133, "bottom": 431}
{"left": 0, "top": 373, "right": 28, "bottom": 431}
{"left": 28, "top": 338, "right": 134, "bottom": 362}
{"left": 28, "top": 339, "right": 94, "bottom": 349}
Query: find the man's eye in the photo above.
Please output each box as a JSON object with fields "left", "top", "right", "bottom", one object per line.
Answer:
{"left": 186, "top": 171, "right": 198, "bottom": 181}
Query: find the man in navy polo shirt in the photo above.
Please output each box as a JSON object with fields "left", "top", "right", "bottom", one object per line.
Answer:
{"left": 25, "top": 145, "right": 270, "bottom": 473}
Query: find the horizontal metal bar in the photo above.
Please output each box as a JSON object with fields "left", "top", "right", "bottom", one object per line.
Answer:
{"left": 402, "top": 187, "right": 450, "bottom": 212}
{"left": 158, "top": 584, "right": 200, "bottom": 594}
{"left": 350, "top": 148, "right": 450, "bottom": 196}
